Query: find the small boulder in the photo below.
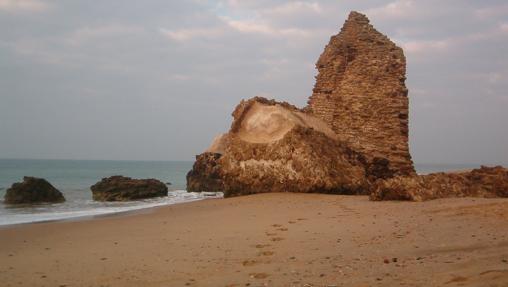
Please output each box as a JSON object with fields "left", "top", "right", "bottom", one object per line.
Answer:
{"left": 4, "top": 176, "right": 65, "bottom": 204}
{"left": 91, "top": 176, "right": 168, "bottom": 201}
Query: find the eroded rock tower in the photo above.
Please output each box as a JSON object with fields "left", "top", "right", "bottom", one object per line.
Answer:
{"left": 306, "top": 11, "right": 415, "bottom": 176}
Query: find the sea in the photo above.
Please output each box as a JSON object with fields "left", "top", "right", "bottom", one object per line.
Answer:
{"left": 0, "top": 159, "right": 484, "bottom": 226}
{"left": 0, "top": 159, "right": 222, "bottom": 226}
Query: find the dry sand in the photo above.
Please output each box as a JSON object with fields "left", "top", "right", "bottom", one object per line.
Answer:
{"left": 1, "top": 193, "right": 507, "bottom": 287}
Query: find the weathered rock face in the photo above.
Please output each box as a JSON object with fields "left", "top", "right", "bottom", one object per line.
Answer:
{"left": 187, "top": 97, "right": 371, "bottom": 197}
{"left": 306, "top": 11, "right": 414, "bottom": 177}
{"left": 91, "top": 176, "right": 168, "bottom": 201}
{"left": 187, "top": 152, "right": 224, "bottom": 192}
{"left": 4, "top": 177, "right": 65, "bottom": 204}
{"left": 370, "top": 166, "right": 508, "bottom": 201}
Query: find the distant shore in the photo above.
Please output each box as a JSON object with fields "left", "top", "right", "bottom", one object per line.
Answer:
{"left": 1, "top": 193, "right": 507, "bottom": 286}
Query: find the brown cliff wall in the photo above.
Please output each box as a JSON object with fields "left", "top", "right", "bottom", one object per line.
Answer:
{"left": 306, "top": 11, "right": 415, "bottom": 176}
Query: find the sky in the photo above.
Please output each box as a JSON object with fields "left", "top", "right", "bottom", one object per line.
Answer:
{"left": 0, "top": 0, "right": 507, "bottom": 164}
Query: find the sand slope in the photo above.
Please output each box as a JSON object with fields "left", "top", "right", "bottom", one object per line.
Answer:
{"left": 1, "top": 193, "right": 507, "bottom": 286}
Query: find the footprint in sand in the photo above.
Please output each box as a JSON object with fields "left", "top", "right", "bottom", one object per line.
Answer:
{"left": 445, "top": 276, "right": 468, "bottom": 284}
{"left": 271, "top": 224, "right": 282, "bottom": 227}
{"left": 270, "top": 237, "right": 285, "bottom": 242}
{"left": 242, "top": 259, "right": 258, "bottom": 267}
{"left": 254, "top": 244, "right": 271, "bottom": 249}
{"left": 265, "top": 232, "right": 277, "bottom": 236}
{"left": 249, "top": 273, "right": 270, "bottom": 279}
{"left": 258, "top": 251, "right": 275, "bottom": 256}
{"left": 277, "top": 227, "right": 288, "bottom": 231}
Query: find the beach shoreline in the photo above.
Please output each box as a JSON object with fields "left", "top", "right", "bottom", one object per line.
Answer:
{"left": 0, "top": 197, "right": 215, "bottom": 230}
{"left": 1, "top": 193, "right": 507, "bottom": 286}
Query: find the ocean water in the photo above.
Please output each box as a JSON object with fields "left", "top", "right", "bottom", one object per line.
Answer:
{"left": 0, "top": 159, "right": 222, "bottom": 226}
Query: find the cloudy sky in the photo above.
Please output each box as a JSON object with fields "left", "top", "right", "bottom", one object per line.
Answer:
{"left": 0, "top": 0, "right": 507, "bottom": 165}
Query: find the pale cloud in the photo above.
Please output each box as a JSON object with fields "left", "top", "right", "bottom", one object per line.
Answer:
{"left": 219, "top": 0, "right": 273, "bottom": 10}
{"left": 500, "top": 23, "right": 508, "bottom": 33}
{"left": 400, "top": 22, "right": 508, "bottom": 56}
{"left": 487, "top": 73, "right": 502, "bottom": 84}
{"left": 160, "top": 16, "right": 315, "bottom": 41}
{"left": 9, "top": 38, "right": 65, "bottom": 65}
{"left": 167, "top": 74, "right": 191, "bottom": 81}
{"left": 159, "top": 27, "right": 225, "bottom": 42}
{"left": 222, "top": 17, "right": 311, "bottom": 37}
{"left": 474, "top": 3, "right": 508, "bottom": 19}
{"left": 401, "top": 39, "right": 450, "bottom": 54}
{"left": 213, "top": 0, "right": 324, "bottom": 37}
{"left": 468, "top": 71, "right": 507, "bottom": 85}
{"left": 0, "top": 0, "right": 48, "bottom": 12}
{"left": 262, "top": 1, "right": 322, "bottom": 16}
{"left": 365, "top": 0, "right": 416, "bottom": 20}
{"left": 66, "top": 24, "right": 143, "bottom": 46}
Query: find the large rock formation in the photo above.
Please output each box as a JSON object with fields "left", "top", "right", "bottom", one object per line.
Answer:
{"left": 187, "top": 11, "right": 411, "bottom": 196}
{"left": 187, "top": 97, "right": 371, "bottom": 197}
{"left": 186, "top": 11, "right": 508, "bottom": 201}
{"left": 371, "top": 166, "right": 508, "bottom": 201}
{"left": 306, "top": 11, "right": 414, "bottom": 176}
{"left": 91, "top": 176, "right": 168, "bottom": 201}
{"left": 4, "top": 177, "right": 65, "bottom": 204}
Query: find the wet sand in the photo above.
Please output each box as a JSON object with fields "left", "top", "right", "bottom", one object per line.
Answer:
{"left": 1, "top": 193, "right": 507, "bottom": 286}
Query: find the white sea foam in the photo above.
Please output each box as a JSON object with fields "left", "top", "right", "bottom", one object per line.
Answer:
{"left": 0, "top": 190, "right": 223, "bottom": 226}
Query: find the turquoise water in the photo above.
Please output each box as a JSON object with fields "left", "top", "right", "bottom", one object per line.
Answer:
{"left": 0, "top": 159, "right": 222, "bottom": 226}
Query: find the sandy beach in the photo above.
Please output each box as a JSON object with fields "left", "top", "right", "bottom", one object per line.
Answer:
{"left": 1, "top": 193, "right": 508, "bottom": 286}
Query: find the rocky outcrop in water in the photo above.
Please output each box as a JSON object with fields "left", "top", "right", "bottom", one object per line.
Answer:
{"left": 306, "top": 11, "right": 414, "bottom": 177}
{"left": 91, "top": 176, "right": 168, "bottom": 201}
{"left": 187, "top": 97, "right": 370, "bottom": 197}
{"left": 370, "top": 166, "right": 508, "bottom": 201}
{"left": 4, "top": 176, "right": 65, "bottom": 204}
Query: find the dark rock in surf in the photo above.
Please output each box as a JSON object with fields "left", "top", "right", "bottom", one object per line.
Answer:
{"left": 4, "top": 176, "right": 65, "bottom": 204}
{"left": 91, "top": 175, "right": 168, "bottom": 201}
